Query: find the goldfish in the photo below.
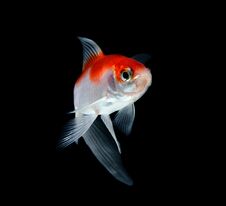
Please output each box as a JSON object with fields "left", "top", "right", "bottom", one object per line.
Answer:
{"left": 58, "top": 37, "right": 152, "bottom": 185}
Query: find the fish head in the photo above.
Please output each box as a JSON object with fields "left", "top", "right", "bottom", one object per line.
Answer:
{"left": 112, "top": 57, "right": 152, "bottom": 100}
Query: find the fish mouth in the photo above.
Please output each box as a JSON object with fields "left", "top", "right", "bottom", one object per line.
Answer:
{"left": 134, "top": 69, "right": 152, "bottom": 92}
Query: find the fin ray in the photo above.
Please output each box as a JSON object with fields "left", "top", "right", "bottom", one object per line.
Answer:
{"left": 101, "top": 115, "right": 121, "bottom": 153}
{"left": 113, "top": 104, "right": 135, "bottom": 135}
{"left": 57, "top": 114, "right": 97, "bottom": 149}
{"left": 78, "top": 37, "right": 103, "bottom": 70}
{"left": 83, "top": 117, "right": 133, "bottom": 185}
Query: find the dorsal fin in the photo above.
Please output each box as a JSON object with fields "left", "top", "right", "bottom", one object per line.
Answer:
{"left": 78, "top": 37, "right": 104, "bottom": 70}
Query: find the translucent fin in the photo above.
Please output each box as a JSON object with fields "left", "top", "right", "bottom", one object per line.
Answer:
{"left": 132, "top": 53, "right": 151, "bottom": 64}
{"left": 67, "top": 110, "right": 75, "bottom": 114}
{"left": 101, "top": 115, "right": 121, "bottom": 153}
{"left": 57, "top": 114, "right": 97, "bottom": 149}
{"left": 113, "top": 104, "right": 135, "bottom": 136}
{"left": 83, "top": 117, "right": 133, "bottom": 186}
{"left": 78, "top": 37, "right": 103, "bottom": 70}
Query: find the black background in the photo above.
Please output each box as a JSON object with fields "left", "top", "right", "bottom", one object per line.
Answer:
{"left": 4, "top": 4, "right": 211, "bottom": 203}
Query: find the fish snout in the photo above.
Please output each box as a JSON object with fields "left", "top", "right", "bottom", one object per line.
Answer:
{"left": 134, "top": 68, "right": 152, "bottom": 92}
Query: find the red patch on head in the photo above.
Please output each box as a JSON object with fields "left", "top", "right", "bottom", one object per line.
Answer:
{"left": 89, "top": 55, "right": 126, "bottom": 83}
{"left": 113, "top": 57, "right": 145, "bottom": 83}
{"left": 76, "top": 55, "right": 146, "bottom": 85}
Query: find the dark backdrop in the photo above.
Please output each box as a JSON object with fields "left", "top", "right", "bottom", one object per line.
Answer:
{"left": 5, "top": 6, "right": 204, "bottom": 203}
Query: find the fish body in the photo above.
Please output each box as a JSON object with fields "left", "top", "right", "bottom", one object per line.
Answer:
{"left": 58, "top": 37, "right": 152, "bottom": 185}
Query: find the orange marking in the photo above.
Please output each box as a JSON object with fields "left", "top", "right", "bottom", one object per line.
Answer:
{"left": 76, "top": 52, "right": 104, "bottom": 85}
{"left": 76, "top": 54, "right": 146, "bottom": 85}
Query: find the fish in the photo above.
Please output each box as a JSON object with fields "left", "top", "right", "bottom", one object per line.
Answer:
{"left": 58, "top": 37, "right": 152, "bottom": 185}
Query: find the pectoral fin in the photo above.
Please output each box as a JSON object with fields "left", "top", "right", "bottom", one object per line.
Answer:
{"left": 113, "top": 104, "right": 135, "bottom": 136}
{"left": 132, "top": 53, "right": 151, "bottom": 64}
{"left": 57, "top": 114, "right": 97, "bottom": 149}
{"left": 101, "top": 115, "right": 121, "bottom": 153}
{"left": 83, "top": 117, "right": 133, "bottom": 186}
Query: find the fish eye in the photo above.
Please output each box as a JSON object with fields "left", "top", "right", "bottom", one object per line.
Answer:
{"left": 120, "top": 68, "right": 133, "bottom": 82}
